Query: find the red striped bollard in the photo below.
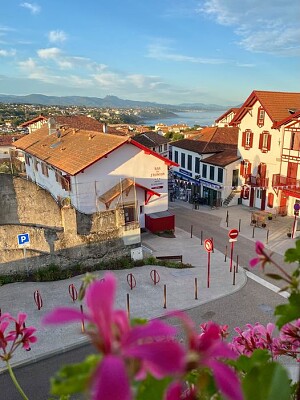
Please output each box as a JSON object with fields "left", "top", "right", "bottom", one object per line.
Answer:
{"left": 150, "top": 269, "right": 160, "bottom": 285}
{"left": 68, "top": 284, "right": 78, "bottom": 302}
{"left": 126, "top": 273, "right": 136, "bottom": 290}
{"left": 34, "top": 290, "right": 43, "bottom": 310}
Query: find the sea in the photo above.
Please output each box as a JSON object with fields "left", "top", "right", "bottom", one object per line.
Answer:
{"left": 142, "top": 110, "right": 223, "bottom": 127}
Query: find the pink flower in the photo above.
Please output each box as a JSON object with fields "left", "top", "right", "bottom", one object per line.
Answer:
{"left": 273, "top": 319, "right": 300, "bottom": 360}
{"left": 249, "top": 241, "right": 269, "bottom": 268}
{"left": 43, "top": 273, "right": 186, "bottom": 400}
{"left": 168, "top": 314, "right": 243, "bottom": 400}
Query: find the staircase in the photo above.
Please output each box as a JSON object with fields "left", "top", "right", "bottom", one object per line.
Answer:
{"left": 223, "top": 190, "right": 239, "bottom": 207}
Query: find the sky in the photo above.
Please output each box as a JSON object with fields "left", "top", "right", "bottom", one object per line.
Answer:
{"left": 0, "top": 0, "right": 299, "bottom": 106}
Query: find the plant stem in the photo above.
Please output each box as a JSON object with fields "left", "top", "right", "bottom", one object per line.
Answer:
{"left": 6, "top": 361, "right": 29, "bottom": 400}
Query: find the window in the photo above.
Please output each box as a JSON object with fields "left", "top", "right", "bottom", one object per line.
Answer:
{"left": 256, "top": 189, "right": 262, "bottom": 199}
{"left": 240, "top": 160, "right": 251, "bottom": 177}
{"left": 41, "top": 162, "right": 49, "bottom": 177}
{"left": 34, "top": 159, "right": 38, "bottom": 171}
{"left": 195, "top": 157, "right": 200, "bottom": 174}
{"left": 25, "top": 154, "right": 30, "bottom": 166}
{"left": 241, "top": 130, "right": 253, "bottom": 149}
{"left": 164, "top": 144, "right": 167, "bottom": 151}
{"left": 174, "top": 151, "right": 178, "bottom": 163}
{"left": 217, "top": 168, "right": 223, "bottom": 183}
{"left": 259, "top": 131, "right": 271, "bottom": 152}
{"left": 202, "top": 164, "right": 207, "bottom": 178}
{"left": 159, "top": 145, "right": 162, "bottom": 152}
{"left": 257, "top": 106, "right": 265, "bottom": 127}
{"left": 181, "top": 153, "right": 185, "bottom": 168}
{"left": 187, "top": 155, "right": 192, "bottom": 171}
{"left": 290, "top": 132, "right": 300, "bottom": 150}
{"left": 209, "top": 166, "right": 214, "bottom": 181}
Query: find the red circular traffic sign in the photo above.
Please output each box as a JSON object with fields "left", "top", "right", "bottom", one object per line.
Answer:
{"left": 204, "top": 239, "right": 213, "bottom": 252}
{"left": 228, "top": 229, "right": 239, "bottom": 240}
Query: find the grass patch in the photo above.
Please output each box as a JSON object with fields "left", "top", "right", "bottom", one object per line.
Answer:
{"left": 0, "top": 256, "right": 193, "bottom": 285}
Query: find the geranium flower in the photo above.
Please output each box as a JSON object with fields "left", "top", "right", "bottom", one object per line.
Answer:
{"left": 167, "top": 313, "right": 243, "bottom": 400}
{"left": 43, "top": 273, "right": 186, "bottom": 400}
{"left": 249, "top": 241, "right": 270, "bottom": 269}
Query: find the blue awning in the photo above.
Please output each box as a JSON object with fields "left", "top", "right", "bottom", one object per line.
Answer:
{"left": 173, "top": 170, "right": 222, "bottom": 189}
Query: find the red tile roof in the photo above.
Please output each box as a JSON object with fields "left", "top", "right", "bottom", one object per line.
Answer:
{"left": 193, "top": 126, "right": 238, "bottom": 146}
{"left": 203, "top": 149, "right": 240, "bottom": 167}
{"left": 20, "top": 115, "right": 48, "bottom": 127}
{"left": 14, "top": 125, "right": 176, "bottom": 175}
{"left": 0, "top": 134, "right": 27, "bottom": 146}
{"left": 231, "top": 90, "right": 300, "bottom": 127}
{"left": 215, "top": 108, "right": 240, "bottom": 123}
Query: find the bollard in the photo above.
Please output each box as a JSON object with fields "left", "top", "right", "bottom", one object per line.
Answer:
{"left": 236, "top": 255, "right": 239, "bottom": 273}
{"left": 252, "top": 225, "right": 255, "bottom": 238}
{"left": 150, "top": 269, "right": 160, "bottom": 285}
{"left": 127, "top": 273, "right": 136, "bottom": 290}
{"left": 200, "top": 230, "right": 203, "bottom": 245}
{"left": 211, "top": 237, "right": 214, "bottom": 253}
{"left": 224, "top": 245, "right": 227, "bottom": 262}
{"left": 34, "top": 290, "right": 43, "bottom": 310}
{"left": 80, "top": 305, "right": 85, "bottom": 333}
{"left": 68, "top": 284, "right": 78, "bottom": 302}
{"left": 163, "top": 285, "right": 167, "bottom": 309}
{"left": 266, "top": 229, "right": 269, "bottom": 244}
{"left": 126, "top": 293, "right": 130, "bottom": 318}
{"left": 191, "top": 225, "right": 193, "bottom": 238}
{"left": 233, "top": 264, "right": 236, "bottom": 285}
{"left": 194, "top": 278, "right": 198, "bottom": 300}
{"left": 226, "top": 210, "right": 229, "bottom": 227}
{"left": 238, "top": 219, "right": 241, "bottom": 232}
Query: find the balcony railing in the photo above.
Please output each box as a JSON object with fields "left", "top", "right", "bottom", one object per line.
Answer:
{"left": 272, "top": 174, "right": 300, "bottom": 191}
{"left": 245, "top": 174, "right": 269, "bottom": 187}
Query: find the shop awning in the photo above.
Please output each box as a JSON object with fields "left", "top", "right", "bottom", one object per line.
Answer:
{"left": 173, "top": 170, "right": 222, "bottom": 189}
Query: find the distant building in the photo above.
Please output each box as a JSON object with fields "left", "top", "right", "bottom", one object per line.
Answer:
{"left": 215, "top": 108, "right": 240, "bottom": 127}
{"left": 132, "top": 131, "right": 170, "bottom": 158}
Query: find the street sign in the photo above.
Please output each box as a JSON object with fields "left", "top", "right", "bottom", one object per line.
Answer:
{"left": 294, "top": 203, "right": 300, "bottom": 211}
{"left": 204, "top": 238, "right": 213, "bottom": 253}
{"left": 18, "top": 233, "right": 30, "bottom": 247}
{"left": 228, "top": 229, "right": 239, "bottom": 240}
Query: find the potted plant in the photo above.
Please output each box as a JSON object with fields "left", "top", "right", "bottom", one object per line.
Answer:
{"left": 287, "top": 228, "right": 292, "bottom": 238}
{"left": 268, "top": 213, "right": 273, "bottom": 220}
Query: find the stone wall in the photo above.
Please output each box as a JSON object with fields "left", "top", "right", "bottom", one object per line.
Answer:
{"left": 0, "top": 175, "right": 138, "bottom": 275}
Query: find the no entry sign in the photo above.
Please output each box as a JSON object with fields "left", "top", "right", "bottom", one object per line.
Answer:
{"left": 228, "top": 229, "right": 239, "bottom": 242}
{"left": 204, "top": 238, "right": 213, "bottom": 252}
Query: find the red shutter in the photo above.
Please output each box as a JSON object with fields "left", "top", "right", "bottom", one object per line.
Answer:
{"left": 249, "top": 131, "right": 253, "bottom": 148}
{"left": 240, "top": 161, "right": 244, "bottom": 176}
{"left": 267, "top": 134, "right": 272, "bottom": 151}
{"left": 242, "top": 131, "right": 246, "bottom": 147}
{"left": 267, "top": 193, "right": 274, "bottom": 208}
{"left": 247, "top": 162, "right": 252, "bottom": 175}
{"left": 259, "top": 133, "right": 263, "bottom": 149}
{"left": 260, "top": 163, "right": 267, "bottom": 178}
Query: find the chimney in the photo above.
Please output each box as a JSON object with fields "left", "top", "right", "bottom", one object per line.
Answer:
{"left": 103, "top": 123, "right": 107, "bottom": 134}
{"left": 48, "top": 117, "right": 56, "bottom": 135}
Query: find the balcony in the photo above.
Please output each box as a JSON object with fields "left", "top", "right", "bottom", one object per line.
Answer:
{"left": 245, "top": 174, "right": 269, "bottom": 187}
{"left": 272, "top": 174, "right": 300, "bottom": 196}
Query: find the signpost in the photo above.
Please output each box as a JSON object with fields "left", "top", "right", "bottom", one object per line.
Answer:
{"left": 292, "top": 203, "right": 300, "bottom": 239}
{"left": 18, "top": 233, "right": 30, "bottom": 276}
{"left": 228, "top": 229, "right": 239, "bottom": 272}
{"left": 204, "top": 238, "right": 213, "bottom": 288}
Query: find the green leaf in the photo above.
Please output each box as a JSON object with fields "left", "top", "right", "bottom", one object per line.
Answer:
{"left": 135, "top": 375, "right": 172, "bottom": 400}
{"left": 265, "top": 273, "right": 283, "bottom": 280}
{"left": 233, "top": 350, "right": 271, "bottom": 373}
{"left": 51, "top": 354, "right": 100, "bottom": 396}
{"left": 243, "top": 362, "right": 291, "bottom": 400}
{"left": 275, "top": 292, "right": 300, "bottom": 329}
{"left": 284, "top": 239, "right": 300, "bottom": 263}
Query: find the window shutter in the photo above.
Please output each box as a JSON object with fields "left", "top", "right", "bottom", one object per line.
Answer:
{"left": 267, "top": 193, "right": 274, "bottom": 208}
{"left": 249, "top": 131, "right": 253, "bottom": 148}
{"left": 260, "top": 163, "right": 267, "bottom": 178}
{"left": 247, "top": 162, "right": 252, "bottom": 175}
{"left": 267, "top": 134, "right": 272, "bottom": 151}
{"left": 242, "top": 131, "right": 246, "bottom": 147}
{"left": 240, "top": 161, "right": 244, "bottom": 176}
{"left": 259, "top": 133, "right": 263, "bottom": 149}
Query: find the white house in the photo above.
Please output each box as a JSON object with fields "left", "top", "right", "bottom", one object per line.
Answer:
{"left": 215, "top": 108, "right": 240, "bottom": 127}
{"left": 14, "top": 118, "right": 177, "bottom": 230}
{"left": 132, "top": 131, "right": 170, "bottom": 158}
{"left": 231, "top": 90, "right": 300, "bottom": 215}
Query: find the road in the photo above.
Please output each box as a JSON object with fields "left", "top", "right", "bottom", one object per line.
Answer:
{"left": 0, "top": 205, "right": 294, "bottom": 399}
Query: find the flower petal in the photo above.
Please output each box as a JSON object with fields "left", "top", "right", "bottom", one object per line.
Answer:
{"left": 92, "top": 355, "right": 131, "bottom": 400}
{"left": 249, "top": 257, "right": 260, "bottom": 268}
{"left": 42, "top": 307, "right": 90, "bottom": 325}
{"left": 255, "top": 241, "right": 265, "bottom": 255}
{"left": 123, "top": 320, "right": 177, "bottom": 346}
{"left": 165, "top": 382, "right": 182, "bottom": 400}
{"left": 209, "top": 360, "right": 243, "bottom": 400}
{"left": 124, "top": 341, "right": 185, "bottom": 379}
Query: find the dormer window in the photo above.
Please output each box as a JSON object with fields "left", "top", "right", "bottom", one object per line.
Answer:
{"left": 257, "top": 106, "right": 265, "bottom": 127}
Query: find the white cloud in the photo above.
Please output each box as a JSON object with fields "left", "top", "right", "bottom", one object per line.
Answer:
{"left": 146, "top": 43, "right": 228, "bottom": 64}
{"left": 20, "top": 2, "right": 41, "bottom": 15}
{"left": 0, "top": 49, "right": 16, "bottom": 57}
{"left": 48, "top": 30, "right": 67, "bottom": 43}
{"left": 37, "top": 47, "right": 62, "bottom": 59}
{"left": 197, "top": 0, "right": 300, "bottom": 56}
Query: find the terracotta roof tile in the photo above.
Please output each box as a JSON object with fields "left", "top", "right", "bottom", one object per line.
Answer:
{"left": 0, "top": 134, "right": 27, "bottom": 146}
{"left": 133, "top": 131, "right": 169, "bottom": 148}
{"left": 203, "top": 149, "right": 240, "bottom": 167}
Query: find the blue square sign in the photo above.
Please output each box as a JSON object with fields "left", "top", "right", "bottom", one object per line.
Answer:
{"left": 18, "top": 233, "right": 30, "bottom": 247}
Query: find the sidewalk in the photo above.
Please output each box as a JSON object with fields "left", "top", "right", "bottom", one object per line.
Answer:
{"left": 170, "top": 201, "right": 298, "bottom": 256}
{"left": 1, "top": 227, "right": 247, "bottom": 370}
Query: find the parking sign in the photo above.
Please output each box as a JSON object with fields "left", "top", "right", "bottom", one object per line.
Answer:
{"left": 18, "top": 233, "right": 30, "bottom": 247}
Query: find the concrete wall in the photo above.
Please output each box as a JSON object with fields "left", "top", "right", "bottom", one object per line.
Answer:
{"left": 0, "top": 175, "right": 139, "bottom": 275}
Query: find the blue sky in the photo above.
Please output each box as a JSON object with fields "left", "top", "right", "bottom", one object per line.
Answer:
{"left": 0, "top": 0, "right": 299, "bottom": 105}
